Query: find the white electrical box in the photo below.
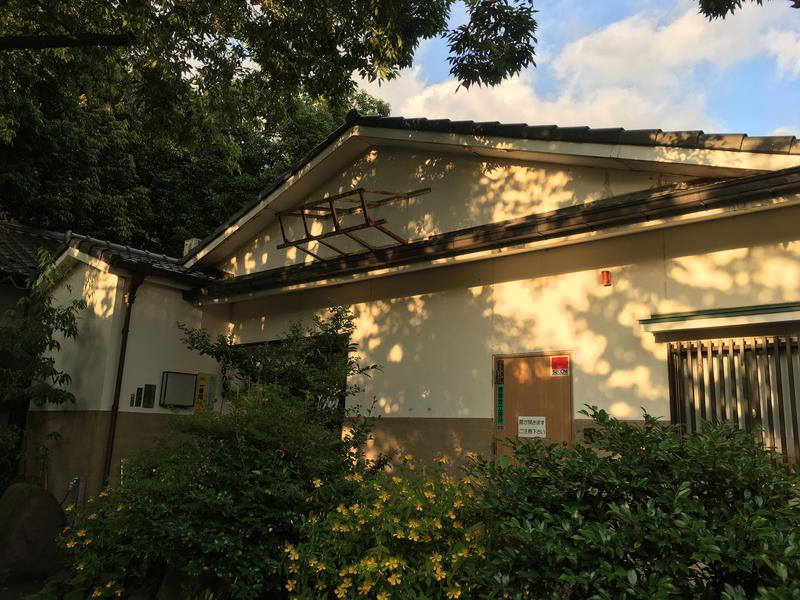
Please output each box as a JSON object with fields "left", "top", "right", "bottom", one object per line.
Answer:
{"left": 159, "top": 371, "right": 197, "bottom": 408}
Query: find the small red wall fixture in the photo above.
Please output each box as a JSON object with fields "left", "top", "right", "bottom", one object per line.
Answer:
{"left": 601, "top": 270, "right": 612, "bottom": 287}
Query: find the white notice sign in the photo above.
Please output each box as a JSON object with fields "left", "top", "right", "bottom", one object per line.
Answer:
{"left": 518, "top": 416, "right": 546, "bottom": 438}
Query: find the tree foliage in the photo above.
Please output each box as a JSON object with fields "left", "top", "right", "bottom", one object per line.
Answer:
{"left": 0, "top": 0, "right": 537, "bottom": 255}
{"left": 179, "top": 305, "right": 378, "bottom": 413}
{"left": 0, "top": 252, "right": 86, "bottom": 413}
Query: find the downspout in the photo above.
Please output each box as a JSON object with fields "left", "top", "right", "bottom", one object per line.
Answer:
{"left": 101, "top": 266, "right": 147, "bottom": 486}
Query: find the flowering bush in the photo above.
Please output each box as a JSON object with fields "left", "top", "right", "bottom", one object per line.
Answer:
{"left": 290, "top": 455, "right": 485, "bottom": 599}
{"left": 33, "top": 307, "right": 387, "bottom": 600}
{"left": 34, "top": 389, "right": 384, "bottom": 600}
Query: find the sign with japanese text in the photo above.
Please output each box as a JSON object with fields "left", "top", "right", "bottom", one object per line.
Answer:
{"left": 518, "top": 416, "right": 546, "bottom": 438}
{"left": 495, "top": 384, "right": 505, "bottom": 428}
{"left": 550, "top": 355, "right": 570, "bottom": 376}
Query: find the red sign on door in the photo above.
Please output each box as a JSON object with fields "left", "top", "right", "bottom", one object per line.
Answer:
{"left": 551, "top": 355, "right": 570, "bottom": 376}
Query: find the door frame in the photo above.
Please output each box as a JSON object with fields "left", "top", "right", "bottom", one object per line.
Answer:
{"left": 491, "top": 350, "right": 575, "bottom": 452}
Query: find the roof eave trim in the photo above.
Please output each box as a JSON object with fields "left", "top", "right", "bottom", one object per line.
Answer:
{"left": 641, "top": 302, "right": 800, "bottom": 334}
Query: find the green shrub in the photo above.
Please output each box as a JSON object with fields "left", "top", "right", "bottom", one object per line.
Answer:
{"left": 33, "top": 307, "right": 386, "bottom": 600}
{"left": 35, "top": 388, "right": 382, "bottom": 600}
{"left": 0, "top": 423, "right": 21, "bottom": 493}
{"left": 292, "top": 409, "right": 800, "bottom": 599}
{"left": 464, "top": 408, "right": 800, "bottom": 599}
{"left": 292, "top": 455, "right": 483, "bottom": 599}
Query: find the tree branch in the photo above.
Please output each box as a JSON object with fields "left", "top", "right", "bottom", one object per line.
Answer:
{"left": 0, "top": 33, "right": 136, "bottom": 51}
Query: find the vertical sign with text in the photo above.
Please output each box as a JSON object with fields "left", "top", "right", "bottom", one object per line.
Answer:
{"left": 495, "top": 358, "right": 505, "bottom": 429}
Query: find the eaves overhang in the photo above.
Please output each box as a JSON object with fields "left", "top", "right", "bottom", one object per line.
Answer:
{"left": 186, "top": 165, "right": 800, "bottom": 305}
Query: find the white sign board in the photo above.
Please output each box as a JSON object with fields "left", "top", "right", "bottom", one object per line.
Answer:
{"left": 518, "top": 416, "right": 546, "bottom": 438}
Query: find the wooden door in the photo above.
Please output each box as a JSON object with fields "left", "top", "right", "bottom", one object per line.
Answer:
{"left": 493, "top": 353, "right": 573, "bottom": 456}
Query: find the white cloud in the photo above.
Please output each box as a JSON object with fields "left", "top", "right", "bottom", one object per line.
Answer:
{"left": 764, "top": 29, "right": 800, "bottom": 78}
{"left": 359, "top": 0, "right": 799, "bottom": 131}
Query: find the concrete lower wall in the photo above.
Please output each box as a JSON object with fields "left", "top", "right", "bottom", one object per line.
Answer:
{"left": 25, "top": 410, "right": 179, "bottom": 501}
{"left": 25, "top": 411, "right": 110, "bottom": 501}
{"left": 363, "top": 417, "right": 494, "bottom": 464}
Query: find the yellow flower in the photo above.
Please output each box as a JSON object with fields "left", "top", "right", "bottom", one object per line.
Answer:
{"left": 403, "top": 453, "right": 414, "bottom": 462}
{"left": 358, "top": 580, "right": 374, "bottom": 594}
{"left": 424, "top": 491, "right": 436, "bottom": 500}
{"left": 98, "top": 490, "right": 109, "bottom": 498}
{"left": 76, "top": 530, "right": 87, "bottom": 538}
{"left": 83, "top": 538, "right": 93, "bottom": 545}
{"left": 453, "top": 498, "right": 463, "bottom": 509}
{"left": 313, "top": 478, "right": 323, "bottom": 488}
{"left": 335, "top": 579, "right": 352, "bottom": 598}
{"left": 106, "top": 581, "right": 115, "bottom": 588}
{"left": 284, "top": 544, "right": 300, "bottom": 562}
{"left": 430, "top": 553, "right": 443, "bottom": 564}
{"left": 88, "top": 513, "right": 98, "bottom": 520}
{"left": 377, "top": 592, "right": 391, "bottom": 600}
{"left": 391, "top": 476, "right": 402, "bottom": 484}
{"left": 62, "top": 526, "right": 71, "bottom": 533}
{"left": 87, "top": 496, "right": 95, "bottom": 504}
{"left": 285, "top": 579, "right": 296, "bottom": 591}
{"left": 384, "top": 557, "right": 400, "bottom": 570}
{"left": 77, "top": 563, "right": 85, "bottom": 572}
{"left": 435, "top": 568, "right": 447, "bottom": 581}
{"left": 116, "top": 504, "right": 124, "bottom": 512}
{"left": 446, "top": 587, "right": 462, "bottom": 598}
{"left": 288, "top": 563, "right": 299, "bottom": 574}
{"left": 388, "top": 573, "right": 402, "bottom": 586}
{"left": 436, "top": 454, "right": 450, "bottom": 465}
{"left": 64, "top": 504, "right": 74, "bottom": 513}
{"left": 408, "top": 530, "right": 420, "bottom": 542}
{"left": 352, "top": 472, "right": 363, "bottom": 483}
{"left": 91, "top": 590, "right": 102, "bottom": 598}
{"left": 65, "top": 540, "right": 76, "bottom": 549}
{"left": 415, "top": 502, "right": 423, "bottom": 512}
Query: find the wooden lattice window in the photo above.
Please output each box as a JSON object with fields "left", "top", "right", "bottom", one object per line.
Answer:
{"left": 667, "top": 336, "right": 800, "bottom": 461}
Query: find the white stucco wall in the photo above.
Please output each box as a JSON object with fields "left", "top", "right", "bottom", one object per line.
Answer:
{"left": 223, "top": 147, "right": 687, "bottom": 276}
{"left": 227, "top": 201, "right": 800, "bottom": 423}
{"left": 40, "top": 263, "right": 227, "bottom": 415}
{"left": 38, "top": 260, "right": 126, "bottom": 411}
{"left": 118, "top": 280, "right": 226, "bottom": 415}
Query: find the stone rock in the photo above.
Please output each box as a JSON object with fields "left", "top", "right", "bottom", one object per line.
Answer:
{"left": 0, "top": 483, "right": 66, "bottom": 583}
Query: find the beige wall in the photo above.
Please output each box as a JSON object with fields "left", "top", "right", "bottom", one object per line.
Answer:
{"left": 229, "top": 203, "right": 800, "bottom": 434}
{"left": 223, "top": 147, "right": 687, "bottom": 276}
{"left": 119, "top": 280, "right": 225, "bottom": 416}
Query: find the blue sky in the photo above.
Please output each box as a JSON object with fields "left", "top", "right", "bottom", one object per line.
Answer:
{"left": 361, "top": 0, "right": 800, "bottom": 135}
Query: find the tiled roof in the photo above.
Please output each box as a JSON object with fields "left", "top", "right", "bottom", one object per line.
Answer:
{"left": 64, "top": 232, "right": 221, "bottom": 284}
{"left": 0, "top": 222, "right": 64, "bottom": 285}
{"left": 353, "top": 115, "right": 800, "bottom": 155}
{"left": 0, "top": 222, "right": 221, "bottom": 286}
{"left": 181, "top": 111, "right": 800, "bottom": 266}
